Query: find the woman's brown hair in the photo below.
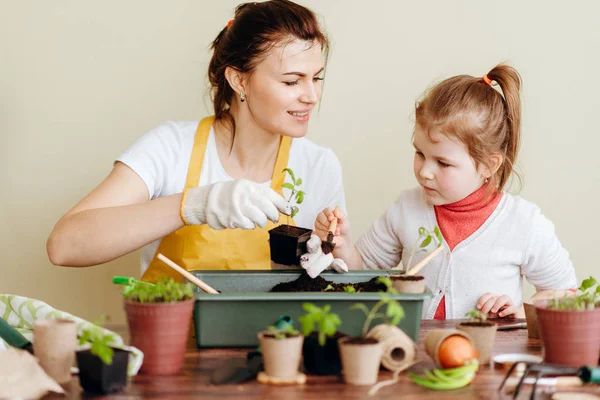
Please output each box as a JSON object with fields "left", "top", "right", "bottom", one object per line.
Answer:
{"left": 208, "top": 0, "right": 329, "bottom": 140}
{"left": 415, "top": 64, "right": 522, "bottom": 191}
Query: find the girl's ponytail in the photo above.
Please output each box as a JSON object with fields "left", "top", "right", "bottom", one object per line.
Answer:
{"left": 486, "top": 65, "right": 522, "bottom": 190}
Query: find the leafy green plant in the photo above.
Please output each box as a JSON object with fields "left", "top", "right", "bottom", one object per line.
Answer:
{"left": 351, "top": 293, "right": 405, "bottom": 337}
{"left": 324, "top": 284, "right": 335, "bottom": 292}
{"left": 78, "top": 315, "right": 116, "bottom": 365}
{"left": 298, "top": 303, "right": 342, "bottom": 346}
{"left": 123, "top": 277, "right": 194, "bottom": 303}
{"left": 406, "top": 226, "right": 443, "bottom": 272}
{"left": 465, "top": 310, "right": 487, "bottom": 322}
{"left": 266, "top": 323, "right": 300, "bottom": 339}
{"left": 547, "top": 276, "right": 600, "bottom": 311}
{"left": 282, "top": 168, "right": 305, "bottom": 222}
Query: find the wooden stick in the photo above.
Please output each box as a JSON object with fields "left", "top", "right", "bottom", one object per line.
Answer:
{"left": 157, "top": 253, "right": 219, "bottom": 294}
{"left": 405, "top": 246, "right": 444, "bottom": 276}
{"left": 328, "top": 206, "right": 342, "bottom": 233}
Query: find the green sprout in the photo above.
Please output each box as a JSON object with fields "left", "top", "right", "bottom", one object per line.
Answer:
{"left": 298, "top": 303, "right": 342, "bottom": 346}
{"left": 405, "top": 226, "right": 443, "bottom": 272}
{"left": 266, "top": 323, "right": 299, "bottom": 339}
{"left": 123, "top": 277, "right": 194, "bottom": 303}
{"left": 324, "top": 284, "right": 335, "bottom": 292}
{"left": 343, "top": 285, "right": 356, "bottom": 293}
{"left": 548, "top": 276, "right": 600, "bottom": 311}
{"left": 350, "top": 293, "right": 405, "bottom": 337}
{"left": 78, "top": 315, "right": 115, "bottom": 365}
{"left": 465, "top": 310, "right": 487, "bottom": 322}
{"left": 282, "top": 168, "right": 305, "bottom": 221}
{"left": 376, "top": 276, "right": 398, "bottom": 294}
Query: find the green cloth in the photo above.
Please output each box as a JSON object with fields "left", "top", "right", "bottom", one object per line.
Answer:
{"left": 0, "top": 294, "right": 143, "bottom": 376}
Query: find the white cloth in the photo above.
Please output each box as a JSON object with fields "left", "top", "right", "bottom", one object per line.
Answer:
{"left": 356, "top": 186, "right": 577, "bottom": 319}
{"left": 116, "top": 121, "right": 346, "bottom": 275}
{"left": 300, "top": 235, "right": 349, "bottom": 278}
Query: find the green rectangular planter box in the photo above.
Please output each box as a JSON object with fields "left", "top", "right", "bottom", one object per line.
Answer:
{"left": 190, "top": 270, "right": 433, "bottom": 348}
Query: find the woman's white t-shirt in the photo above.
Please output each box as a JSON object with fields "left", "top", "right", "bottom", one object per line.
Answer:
{"left": 116, "top": 121, "right": 346, "bottom": 275}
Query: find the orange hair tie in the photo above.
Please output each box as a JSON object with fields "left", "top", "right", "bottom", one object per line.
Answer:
{"left": 227, "top": 19, "right": 234, "bottom": 28}
{"left": 483, "top": 74, "right": 493, "bottom": 86}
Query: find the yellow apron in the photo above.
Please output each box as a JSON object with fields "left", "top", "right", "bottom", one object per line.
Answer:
{"left": 141, "top": 116, "right": 294, "bottom": 283}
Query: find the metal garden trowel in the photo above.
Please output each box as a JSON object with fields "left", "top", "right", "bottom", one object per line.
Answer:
{"left": 210, "top": 316, "right": 294, "bottom": 385}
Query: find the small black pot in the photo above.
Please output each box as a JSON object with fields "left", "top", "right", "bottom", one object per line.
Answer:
{"left": 269, "top": 225, "right": 312, "bottom": 266}
{"left": 302, "top": 332, "right": 345, "bottom": 375}
{"left": 76, "top": 348, "right": 129, "bottom": 394}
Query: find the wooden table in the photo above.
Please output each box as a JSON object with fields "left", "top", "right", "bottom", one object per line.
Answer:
{"left": 47, "top": 319, "right": 600, "bottom": 399}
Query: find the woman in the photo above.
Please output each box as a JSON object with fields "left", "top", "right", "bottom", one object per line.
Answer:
{"left": 47, "top": 0, "right": 345, "bottom": 282}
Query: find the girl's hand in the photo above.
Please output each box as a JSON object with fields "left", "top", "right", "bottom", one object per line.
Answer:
{"left": 314, "top": 207, "right": 350, "bottom": 250}
{"left": 476, "top": 293, "right": 519, "bottom": 318}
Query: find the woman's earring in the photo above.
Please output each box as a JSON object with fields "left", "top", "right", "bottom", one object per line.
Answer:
{"left": 240, "top": 92, "right": 246, "bottom": 103}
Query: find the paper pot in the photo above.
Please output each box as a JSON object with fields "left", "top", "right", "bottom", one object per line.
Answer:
{"left": 258, "top": 332, "right": 303, "bottom": 379}
{"left": 456, "top": 321, "right": 498, "bottom": 364}
{"left": 33, "top": 318, "right": 77, "bottom": 384}
{"left": 338, "top": 337, "right": 382, "bottom": 385}
{"left": 424, "top": 328, "right": 473, "bottom": 368}
{"left": 523, "top": 301, "right": 540, "bottom": 339}
{"left": 390, "top": 275, "right": 426, "bottom": 294}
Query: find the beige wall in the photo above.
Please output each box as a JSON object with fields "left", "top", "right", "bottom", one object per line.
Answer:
{"left": 2, "top": 1, "right": 599, "bottom": 324}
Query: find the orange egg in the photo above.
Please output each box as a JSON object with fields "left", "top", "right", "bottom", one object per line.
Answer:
{"left": 438, "top": 335, "right": 477, "bottom": 369}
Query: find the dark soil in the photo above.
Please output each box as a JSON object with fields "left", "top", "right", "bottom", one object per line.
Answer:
{"left": 306, "top": 331, "right": 347, "bottom": 341}
{"left": 270, "top": 224, "right": 312, "bottom": 237}
{"left": 391, "top": 275, "right": 424, "bottom": 281}
{"left": 269, "top": 272, "right": 387, "bottom": 293}
{"left": 342, "top": 337, "right": 379, "bottom": 345}
{"left": 459, "top": 321, "right": 496, "bottom": 327}
{"left": 263, "top": 332, "right": 301, "bottom": 339}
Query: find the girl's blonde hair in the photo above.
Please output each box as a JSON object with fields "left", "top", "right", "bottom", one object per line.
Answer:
{"left": 415, "top": 64, "right": 522, "bottom": 191}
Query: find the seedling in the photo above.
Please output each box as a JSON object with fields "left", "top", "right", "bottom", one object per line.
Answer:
{"left": 351, "top": 293, "right": 405, "bottom": 337}
{"left": 465, "top": 310, "right": 487, "bottom": 322}
{"left": 324, "top": 284, "right": 335, "bottom": 292}
{"left": 78, "top": 315, "right": 115, "bottom": 365}
{"left": 282, "top": 168, "right": 305, "bottom": 224}
{"left": 122, "top": 277, "right": 193, "bottom": 303}
{"left": 343, "top": 285, "right": 356, "bottom": 293}
{"left": 405, "top": 225, "right": 443, "bottom": 272}
{"left": 376, "top": 276, "right": 398, "bottom": 294}
{"left": 266, "top": 323, "right": 299, "bottom": 339}
{"left": 298, "top": 303, "right": 342, "bottom": 346}
{"left": 548, "top": 276, "right": 600, "bottom": 311}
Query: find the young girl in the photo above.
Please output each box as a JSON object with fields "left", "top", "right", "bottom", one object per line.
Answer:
{"left": 313, "top": 64, "right": 577, "bottom": 319}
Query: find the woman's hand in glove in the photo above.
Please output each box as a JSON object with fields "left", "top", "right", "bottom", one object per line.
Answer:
{"left": 182, "top": 179, "right": 292, "bottom": 229}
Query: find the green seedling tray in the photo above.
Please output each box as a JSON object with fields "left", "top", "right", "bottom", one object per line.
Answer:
{"left": 191, "top": 270, "right": 433, "bottom": 348}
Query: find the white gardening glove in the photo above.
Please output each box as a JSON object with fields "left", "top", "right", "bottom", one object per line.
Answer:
{"left": 300, "top": 235, "right": 348, "bottom": 278}
{"left": 182, "top": 179, "right": 292, "bottom": 230}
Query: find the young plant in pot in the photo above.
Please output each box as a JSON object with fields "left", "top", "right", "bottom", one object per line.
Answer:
{"left": 257, "top": 323, "right": 305, "bottom": 383}
{"left": 298, "top": 302, "right": 344, "bottom": 376}
{"left": 269, "top": 168, "right": 312, "bottom": 266}
{"left": 122, "top": 277, "right": 194, "bottom": 375}
{"left": 391, "top": 225, "right": 443, "bottom": 294}
{"left": 456, "top": 310, "right": 497, "bottom": 365}
{"left": 339, "top": 285, "right": 405, "bottom": 385}
{"left": 76, "top": 316, "right": 129, "bottom": 394}
{"left": 536, "top": 276, "right": 600, "bottom": 367}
